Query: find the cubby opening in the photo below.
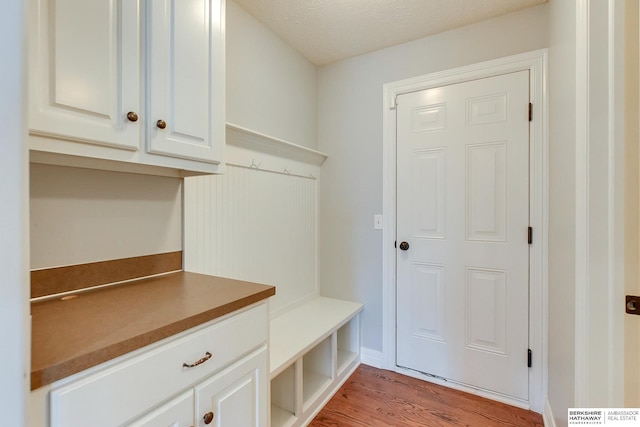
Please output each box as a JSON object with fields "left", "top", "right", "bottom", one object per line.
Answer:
{"left": 271, "top": 364, "right": 297, "bottom": 427}
{"left": 336, "top": 318, "right": 358, "bottom": 377}
{"left": 302, "top": 336, "right": 333, "bottom": 410}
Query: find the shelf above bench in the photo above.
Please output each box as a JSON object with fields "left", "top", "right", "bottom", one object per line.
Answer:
{"left": 225, "top": 123, "right": 328, "bottom": 179}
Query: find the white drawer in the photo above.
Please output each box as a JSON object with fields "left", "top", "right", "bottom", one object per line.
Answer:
{"left": 50, "top": 303, "right": 267, "bottom": 427}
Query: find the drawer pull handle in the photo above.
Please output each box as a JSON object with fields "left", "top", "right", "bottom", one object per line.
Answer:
{"left": 182, "top": 351, "right": 212, "bottom": 368}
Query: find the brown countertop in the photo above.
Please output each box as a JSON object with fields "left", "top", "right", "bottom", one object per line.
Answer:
{"left": 31, "top": 271, "right": 275, "bottom": 390}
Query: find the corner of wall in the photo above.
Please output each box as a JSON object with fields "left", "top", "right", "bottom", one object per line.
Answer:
{"left": 360, "top": 347, "right": 384, "bottom": 369}
{"left": 542, "top": 397, "right": 558, "bottom": 427}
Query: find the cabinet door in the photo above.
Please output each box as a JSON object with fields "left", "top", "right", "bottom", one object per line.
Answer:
{"left": 147, "top": 0, "right": 224, "bottom": 164}
{"left": 29, "top": 0, "right": 141, "bottom": 150}
{"left": 127, "top": 391, "right": 194, "bottom": 427}
{"left": 195, "top": 348, "right": 267, "bottom": 427}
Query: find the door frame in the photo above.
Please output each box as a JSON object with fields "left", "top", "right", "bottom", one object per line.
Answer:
{"left": 381, "top": 49, "right": 548, "bottom": 412}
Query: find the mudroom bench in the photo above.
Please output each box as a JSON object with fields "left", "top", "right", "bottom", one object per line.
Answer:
{"left": 269, "top": 297, "right": 364, "bottom": 427}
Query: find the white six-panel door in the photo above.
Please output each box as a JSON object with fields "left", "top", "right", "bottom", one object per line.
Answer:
{"left": 396, "top": 70, "right": 530, "bottom": 400}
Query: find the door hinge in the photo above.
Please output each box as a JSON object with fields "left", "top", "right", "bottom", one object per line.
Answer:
{"left": 528, "top": 349, "right": 532, "bottom": 368}
{"left": 529, "top": 103, "right": 533, "bottom": 121}
{"left": 528, "top": 227, "right": 533, "bottom": 245}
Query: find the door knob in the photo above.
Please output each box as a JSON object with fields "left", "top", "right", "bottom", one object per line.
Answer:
{"left": 156, "top": 119, "right": 167, "bottom": 129}
{"left": 203, "top": 411, "right": 215, "bottom": 424}
{"left": 399, "top": 241, "right": 410, "bottom": 251}
{"left": 126, "top": 111, "right": 138, "bottom": 122}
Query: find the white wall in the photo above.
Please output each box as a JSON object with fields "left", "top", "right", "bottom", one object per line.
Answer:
{"left": 0, "top": 0, "right": 28, "bottom": 423}
{"left": 226, "top": 0, "right": 318, "bottom": 149}
{"left": 547, "top": 0, "right": 576, "bottom": 423}
{"left": 317, "top": 4, "right": 550, "bottom": 355}
{"left": 30, "top": 164, "right": 182, "bottom": 269}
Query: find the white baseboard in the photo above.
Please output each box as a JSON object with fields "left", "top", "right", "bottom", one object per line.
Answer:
{"left": 360, "top": 347, "right": 384, "bottom": 369}
{"left": 542, "top": 397, "right": 557, "bottom": 427}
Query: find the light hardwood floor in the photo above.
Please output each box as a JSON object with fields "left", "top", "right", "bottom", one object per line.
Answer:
{"left": 309, "top": 365, "right": 544, "bottom": 427}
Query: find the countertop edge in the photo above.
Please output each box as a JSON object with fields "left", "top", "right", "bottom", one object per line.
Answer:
{"left": 31, "top": 275, "right": 275, "bottom": 390}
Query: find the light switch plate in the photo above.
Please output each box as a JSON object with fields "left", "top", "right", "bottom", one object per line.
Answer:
{"left": 374, "top": 214, "right": 383, "bottom": 230}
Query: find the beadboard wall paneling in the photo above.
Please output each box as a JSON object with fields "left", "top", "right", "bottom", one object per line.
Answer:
{"left": 184, "top": 165, "right": 318, "bottom": 316}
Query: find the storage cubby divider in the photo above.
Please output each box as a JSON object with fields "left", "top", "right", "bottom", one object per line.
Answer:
{"left": 269, "top": 297, "right": 363, "bottom": 427}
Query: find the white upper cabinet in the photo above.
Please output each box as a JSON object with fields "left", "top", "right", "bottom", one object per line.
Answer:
{"left": 146, "top": 0, "right": 224, "bottom": 165}
{"left": 28, "top": 0, "right": 225, "bottom": 175}
{"left": 29, "top": 0, "right": 142, "bottom": 151}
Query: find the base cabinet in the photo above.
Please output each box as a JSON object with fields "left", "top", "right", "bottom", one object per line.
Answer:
{"left": 40, "top": 303, "right": 267, "bottom": 427}
{"left": 195, "top": 349, "right": 267, "bottom": 427}
{"left": 128, "top": 348, "right": 267, "bottom": 427}
{"left": 128, "top": 391, "right": 194, "bottom": 427}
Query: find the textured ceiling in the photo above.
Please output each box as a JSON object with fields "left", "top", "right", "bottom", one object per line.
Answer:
{"left": 232, "top": 0, "right": 546, "bottom": 66}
